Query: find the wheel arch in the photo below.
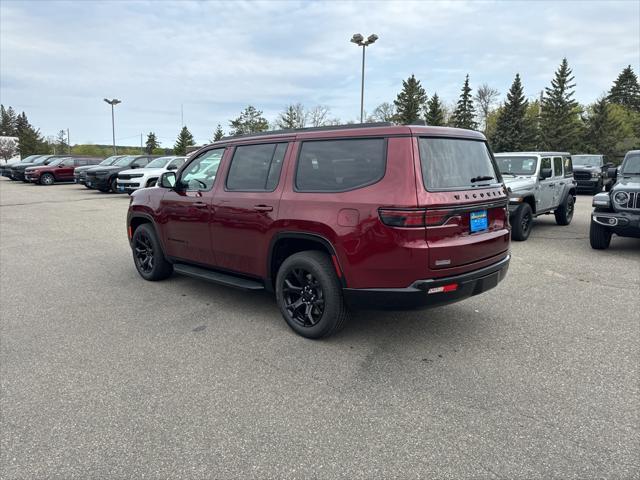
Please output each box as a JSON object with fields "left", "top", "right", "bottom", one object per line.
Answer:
{"left": 267, "top": 232, "right": 345, "bottom": 292}
{"left": 128, "top": 213, "right": 166, "bottom": 253}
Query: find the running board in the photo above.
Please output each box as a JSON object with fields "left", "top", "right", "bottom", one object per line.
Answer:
{"left": 173, "top": 263, "right": 264, "bottom": 291}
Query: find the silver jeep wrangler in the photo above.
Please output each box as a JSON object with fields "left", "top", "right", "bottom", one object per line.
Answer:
{"left": 494, "top": 152, "right": 577, "bottom": 241}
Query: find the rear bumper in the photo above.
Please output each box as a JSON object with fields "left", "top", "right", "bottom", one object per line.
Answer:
{"left": 343, "top": 254, "right": 510, "bottom": 310}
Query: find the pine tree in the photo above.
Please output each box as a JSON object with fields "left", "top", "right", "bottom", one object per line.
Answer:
{"left": 55, "top": 129, "right": 68, "bottom": 154}
{"left": 276, "top": 103, "right": 305, "bottom": 129}
{"left": 212, "top": 124, "right": 224, "bottom": 142}
{"left": 492, "top": 74, "right": 529, "bottom": 151}
{"left": 425, "top": 93, "right": 445, "bottom": 126}
{"left": 393, "top": 74, "right": 427, "bottom": 124}
{"left": 451, "top": 75, "right": 478, "bottom": 130}
{"left": 540, "top": 58, "right": 583, "bottom": 151}
{"left": 145, "top": 132, "right": 159, "bottom": 154}
{"left": 0, "top": 105, "right": 17, "bottom": 136}
{"left": 15, "top": 112, "right": 44, "bottom": 156}
{"left": 583, "top": 96, "right": 622, "bottom": 159}
{"left": 174, "top": 126, "right": 195, "bottom": 155}
{"left": 608, "top": 65, "right": 640, "bottom": 112}
{"left": 229, "top": 106, "right": 269, "bottom": 135}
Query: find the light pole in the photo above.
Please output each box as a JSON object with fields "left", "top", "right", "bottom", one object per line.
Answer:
{"left": 350, "top": 33, "right": 378, "bottom": 123}
{"left": 103, "top": 98, "right": 121, "bottom": 155}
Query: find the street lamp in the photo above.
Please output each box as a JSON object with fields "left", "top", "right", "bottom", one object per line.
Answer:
{"left": 350, "top": 33, "right": 378, "bottom": 123}
{"left": 103, "top": 98, "right": 121, "bottom": 155}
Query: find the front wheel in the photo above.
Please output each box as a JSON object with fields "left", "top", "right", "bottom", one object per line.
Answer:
{"left": 40, "top": 173, "right": 55, "bottom": 186}
{"left": 511, "top": 203, "right": 533, "bottom": 241}
{"left": 131, "top": 223, "right": 173, "bottom": 280}
{"left": 593, "top": 180, "right": 603, "bottom": 195}
{"left": 554, "top": 194, "right": 574, "bottom": 225}
{"left": 110, "top": 177, "right": 118, "bottom": 193}
{"left": 275, "top": 251, "right": 350, "bottom": 339}
{"left": 589, "top": 220, "right": 612, "bottom": 249}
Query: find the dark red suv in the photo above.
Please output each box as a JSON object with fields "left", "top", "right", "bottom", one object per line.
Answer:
{"left": 127, "top": 124, "right": 510, "bottom": 338}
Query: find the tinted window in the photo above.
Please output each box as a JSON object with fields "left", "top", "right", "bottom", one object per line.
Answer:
{"left": 541, "top": 157, "right": 551, "bottom": 171}
{"left": 168, "top": 158, "right": 186, "bottom": 170}
{"left": 226, "top": 143, "right": 287, "bottom": 191}
{"left": 553, "top": 157, "right": 563, "bottom": 177}
{"left": 296, "top": 138, "right": 385, "bottom": 192}
{"left": 75, "top": 159, "right": 87, "bottom": 166}
{"left": 418, "top": 138, "right": 498, "bottom": 189}
{"left": 131, "top": 157, "right": 149, "bottom": 168}
{"left": 621, "top": 154, "right": 640, "bottom": 174}
{"left": 181, "top": 148, "right": 224, "bottom": 191}
{"left": 563, "top": 156, "right": 573, "bottom": 176}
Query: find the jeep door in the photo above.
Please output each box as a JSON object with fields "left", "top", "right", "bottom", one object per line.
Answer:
{"left": 159, "top": 148, "right": 225, "bottom": 265}
{"left": 57, "top": 157, "right": 77, "bottom": 181}
{"left": 537, "top": 156, "right": 555, "bottom": 211}
{"left": 210, "top": 141, "right": 291, "bottom": 278}
{"left": 552, "top": 156, "right": 564, "bottom": 206}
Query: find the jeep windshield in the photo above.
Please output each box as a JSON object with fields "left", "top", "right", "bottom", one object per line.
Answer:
{"left": 495, "top": 156, "right": 537, "bottom": 176}
{"left": 621, "top": 154, "right": 640, "bottom": 175}
{"left": 572, "top": 155, "right": 602, "bottom": 167}
{"left": 114, "top": 156, "right": 134, "bottom": 166}
{"left": 146, "top": 157, "right": 174, "bottom": 168}
{"left": 100, "top": 156, "right": 121, "bottom": 166}
{"left": 418, "top": 138, "right": 500, "bottom": 189}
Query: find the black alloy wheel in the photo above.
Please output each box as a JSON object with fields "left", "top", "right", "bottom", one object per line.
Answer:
{"left": 282, "top": 268, "right": 325, "bottom": 328}
{"left": 134, "top": 230, "right": 155, "bottom": 274}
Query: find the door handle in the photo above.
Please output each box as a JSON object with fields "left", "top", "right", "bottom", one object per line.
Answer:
{"left": 193, "top": 202, "right": 208, "bottom": 208}
{"left": 253, "top": 204, "right": 274, "bottom": 212}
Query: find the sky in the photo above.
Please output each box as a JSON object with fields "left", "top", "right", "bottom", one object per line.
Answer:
{"left": 1, "top": 0, "right": 639, "bottom": 147}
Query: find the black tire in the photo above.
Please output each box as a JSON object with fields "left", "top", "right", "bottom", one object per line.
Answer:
{"left": 605, "top": 182, "right": 613, "bottom": 193}
{"left": 589, "top": 220, "right": 612, "bottom": 250}
{"left": 554, "top": 194, "right": 574, "bottom": 225}
{"left": 511, "top": 203, "right": 533, "bottom": 241}
{"left": 275, "top": 251, "right": 350, "bottom": 339}
{"left": 40, "top": 173, "right": 55, "bottom": 186}
{"left": 110, "top": 177, "right": 118, "bottom": 193}
{"left": 593, "top": 179, "right": 603, "bottom": 195}
{"left": 131, "top": 223, "right": 173, "bottom": 280}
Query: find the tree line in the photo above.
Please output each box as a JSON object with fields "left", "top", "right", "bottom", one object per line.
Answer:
{"left": 2, "top": 59, "right": 638, "bottom": 162}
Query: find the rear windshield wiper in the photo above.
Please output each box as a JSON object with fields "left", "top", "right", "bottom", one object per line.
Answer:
{"left": 470, "top": 175, "right": 494, "bottom": 183}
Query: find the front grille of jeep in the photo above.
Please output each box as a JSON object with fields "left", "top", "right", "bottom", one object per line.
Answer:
{"left": 574, "top": 172, "right": 591, "bottom": 181}
{"left": 622, "top": 192, "right": 640, "bottom": 210}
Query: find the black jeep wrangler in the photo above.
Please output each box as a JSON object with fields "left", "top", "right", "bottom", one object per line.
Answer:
{"left": 590, "top": 150, "right": 640, "bottom": 249}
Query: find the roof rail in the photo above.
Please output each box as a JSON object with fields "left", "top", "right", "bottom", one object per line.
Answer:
{"left": 219, "top": 122, "right": 394, "bottom": 141}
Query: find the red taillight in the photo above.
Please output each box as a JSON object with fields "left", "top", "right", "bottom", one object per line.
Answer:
{"left": 379, "top": 208, "right": 452, "bottom": 228}
{"left": 427, "top": 283, "right": 458, "bottom": 294}
{"left": 127, "top": 225, "right": 132, "bottom": 239}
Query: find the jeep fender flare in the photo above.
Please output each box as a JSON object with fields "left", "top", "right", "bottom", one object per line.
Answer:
{"left": 127, "top": 212, "right": 167, "bottom": 253}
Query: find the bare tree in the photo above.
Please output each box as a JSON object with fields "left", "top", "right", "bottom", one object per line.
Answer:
{"left": 474, "top": 83, "right": 500, "bottom": 133}
{"left": 368, "top": 102, "right": 396, "bottom": 123}
{"left": 0, "top": 137, "right": 17, "bottom": 161}
{"left": 307, "top": 105, "right": 332, "bottom": 127}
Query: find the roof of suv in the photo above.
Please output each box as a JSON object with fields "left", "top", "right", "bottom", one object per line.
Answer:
{"left": 212, "top": 123, "right": 485, "bottom": 146}
{"left": 496, "top": 151, "right": 571, "bottom": 156}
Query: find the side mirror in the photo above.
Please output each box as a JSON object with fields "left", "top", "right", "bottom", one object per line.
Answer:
{"left": 540, "top": 168, "right": 552, "bottom": 179}
{"left": 58, "top": 164, "right": 64, "bottom": 168}
{"left": 159, "top": 171, "right": 176, "bottom": 189}
{"left": 167, "top": 164, "right": 178, "bottom": 171}
{"left": 605, "top": 162, "right": 614, "bottom": 168}
{"left": 131, "top": 165, "right": 139, "bottom": 169}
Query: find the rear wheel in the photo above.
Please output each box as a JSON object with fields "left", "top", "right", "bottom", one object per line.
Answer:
{"left": 40, "top": 173, "right": 55, "bottom": 186}
{"left": 593, "top": 179, "right": 603, "bottom": 195}
{"left": 554, "top": 194, "right": 574, "bottom": 225}
{"left": 110, "top": 177, "right": 118, "bottom": 193}
{"left": 511, "top": 203, "right": 533, "bottom": 241}
{"left": 589, "top": 220, "right": 612, "bottom": 249}
{"left": 131, "top": 223, "right": 173, "bottom": 280}
{"left": 275, "top": 251, "right": 350, "bottom": 339}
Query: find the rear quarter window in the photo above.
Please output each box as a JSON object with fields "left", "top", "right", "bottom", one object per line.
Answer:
{"left": 295, "top": 138, "right": 386, "bottom": 192}
{"left": 418, "top": 137, "right": 499, "bottom": 190}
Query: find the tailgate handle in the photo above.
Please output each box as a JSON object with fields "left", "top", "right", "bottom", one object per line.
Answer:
{"left": 253, "top": 204, "right": 273, "bottom": 212}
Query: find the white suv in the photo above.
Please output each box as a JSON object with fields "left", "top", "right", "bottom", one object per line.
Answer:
{"left": 117, "top": 156, "right": 186, "bottom": 193}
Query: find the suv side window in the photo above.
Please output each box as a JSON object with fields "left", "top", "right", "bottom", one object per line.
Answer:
{"left": 553, "top": 156, "right": 563, "bottom": 177}
{"left": 226, "top": 143, "right": 287, "bottom": 191}
{"left": 75, "top": 159, "right": 87, "bottom": 166}
{"left": 168, "top": 158, "right": 185, "bottom": 170}
{"left": 131, "top": 158, "right": 148, "bottom": 168}
{"left": 563, "top": 156, "right": 573, "bottom": 177}
{"left": 62, "top": 158, "right": 75, "bottom": 166}
{"left": 541, "top": 157, "right": 551, "bottom": 175}
{"left": 180, "top": 148, "right": 224, "bottom": 191}
{"left": 295, "top": 138, "right": 386, "bottom": 192}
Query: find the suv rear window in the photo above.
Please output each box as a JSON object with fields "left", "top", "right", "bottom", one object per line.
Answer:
{"left": 418, "top": 138, "right": 498, "bottom": 190}
{"left": 226, "top": 143, "right": 287, "bottom": 191}
{"left": 295, "top": 138, "right": 386, "bottom": 192}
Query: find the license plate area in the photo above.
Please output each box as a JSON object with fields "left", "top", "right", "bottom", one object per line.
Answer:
{"left": 470, "top": 209, "right": 488, "bottom": 233}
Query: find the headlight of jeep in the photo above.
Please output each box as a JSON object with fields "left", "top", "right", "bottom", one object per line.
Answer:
{"left": 592, "top": 192, "right": 611, "bottom": 208}
{"left": 613, "top": 191, "right": 629, "bottom": 206}
{"left": 509, "top": 196, "right": 524, "bottom": 203}
{"left": 591, "top": 171, "right": 600, "bottom": 178}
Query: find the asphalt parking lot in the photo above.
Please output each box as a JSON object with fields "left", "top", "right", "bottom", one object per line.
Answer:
{"left": 1, "top": 180, "right": 638, "bottom": 479}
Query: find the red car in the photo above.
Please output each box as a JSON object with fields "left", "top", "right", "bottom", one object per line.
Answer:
{"left": 127, "top": 124, "right": 510, "bottom": 338}
{"left": 25, "top": 156, "right": 103, "bottom": 185}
